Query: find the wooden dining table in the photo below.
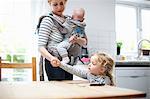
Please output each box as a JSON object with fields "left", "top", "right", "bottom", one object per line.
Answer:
{"left": 0, "top": 80, "right": 146, "bottom": 99}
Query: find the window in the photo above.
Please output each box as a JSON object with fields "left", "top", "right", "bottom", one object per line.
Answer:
{"left": 0, "top": 0, "right": 34, "bottom": 81}
{"left": 116, "top": 4, "right": 150, "bottom": 56}
{"left": 115, "top": 5, "right": 137, "bottom": 55}
{"left": 141, "top": 9, "right": 150, "bottom": 49}
{"left": 0, "top": 0, "right": 34, "bottom": 60}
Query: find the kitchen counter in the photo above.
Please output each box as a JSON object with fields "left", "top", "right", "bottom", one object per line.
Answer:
{"left": 0, "top": 80, "right": 146, "bottom": 99}
{"left": 116, "top": 60, "right": 150, "bottom": 67}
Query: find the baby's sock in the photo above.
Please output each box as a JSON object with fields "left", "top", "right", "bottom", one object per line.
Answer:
{"left": 62, "top": 57, "right": 70, "bottom": 64}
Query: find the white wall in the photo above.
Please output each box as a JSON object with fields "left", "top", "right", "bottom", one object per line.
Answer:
{"left": 65, "top": 0, "right": 116, "bottom": 57}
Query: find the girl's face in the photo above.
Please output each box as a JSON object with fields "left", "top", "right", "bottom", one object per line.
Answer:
{"left": 49, "top": 0, "right": 66, "bottom": 16}
{"left": 88, "top": 56, "right": 105, "bottom": 75}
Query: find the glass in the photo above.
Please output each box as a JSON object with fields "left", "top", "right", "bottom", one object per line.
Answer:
{"left": 141, "top": 9, "right": 150, "bottom": 49}
{"left": 115, "top": 5, "right": 137, "bottom": 55}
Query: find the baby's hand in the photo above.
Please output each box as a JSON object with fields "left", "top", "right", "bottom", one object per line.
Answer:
{"left": 50, "top": 57, "right": 61, "bottom": 67}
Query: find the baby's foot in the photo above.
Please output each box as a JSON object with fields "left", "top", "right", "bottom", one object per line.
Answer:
{"left": 61, "top": 57, "right": 70, "bottom": 64}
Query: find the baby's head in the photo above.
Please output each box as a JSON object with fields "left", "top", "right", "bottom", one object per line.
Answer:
{"left": 88, "top": 52, "right": 114, "bottom": 76}
{"left": 72, "top": 8, "right": 85, "bottom": 22}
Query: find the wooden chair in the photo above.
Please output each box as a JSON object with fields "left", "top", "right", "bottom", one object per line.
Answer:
{"left": 0, "top": 57, "right": 36, "bottom": 81}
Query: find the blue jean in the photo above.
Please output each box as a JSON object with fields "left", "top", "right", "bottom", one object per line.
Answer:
{"left": 45, "top": 58, "right": 73, "bottom": 80}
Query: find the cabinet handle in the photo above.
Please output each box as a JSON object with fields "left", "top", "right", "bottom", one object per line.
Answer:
{"left": 130, "top": 76, "right": 140, "bottom": 78}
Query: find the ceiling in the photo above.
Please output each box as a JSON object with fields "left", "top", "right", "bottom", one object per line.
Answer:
{"left": 116, "top": 0, "right": 150, "bottom": 5}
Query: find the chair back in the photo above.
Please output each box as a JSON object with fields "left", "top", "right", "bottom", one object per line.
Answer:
{"left": 0, "top": 57, "right": 36, "bottom": 81}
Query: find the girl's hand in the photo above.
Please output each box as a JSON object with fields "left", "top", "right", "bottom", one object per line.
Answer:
{"left": 50, "top": 57, "right": 61, "bottom": 67}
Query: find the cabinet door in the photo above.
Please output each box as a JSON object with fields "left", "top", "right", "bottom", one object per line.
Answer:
{"left": 115, "top": 69, "right": 149, "bottom": 93}
{"left": 115, "top": 67, "right": 150, "bottom": 99}
{"left": 148, "top": 74, "right": 150, "bottom": 99}
{"left": 116, "top": 76, "right": 148, "bottom": 92}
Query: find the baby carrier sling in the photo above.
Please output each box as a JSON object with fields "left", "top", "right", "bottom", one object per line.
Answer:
{"left": 36, "top": 13, "right": 83, "bottom": 81}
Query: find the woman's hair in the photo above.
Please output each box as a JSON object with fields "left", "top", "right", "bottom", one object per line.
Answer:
{"left": 48, "top": 0, "right": 67, "bottom": 3}
{"left": 92, "top": 52, "right": 115, "bottom": 86}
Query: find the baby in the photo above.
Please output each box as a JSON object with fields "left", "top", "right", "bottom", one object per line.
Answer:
{"left": 56, "top": 8, "right": 86, "bottom": 64}
{"left": 57, "top": 52, "right": 115, "bottom": 86}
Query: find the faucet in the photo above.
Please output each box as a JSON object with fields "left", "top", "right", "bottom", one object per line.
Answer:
{"left": 137, "top": 39, "right": 150, "bottom": 59}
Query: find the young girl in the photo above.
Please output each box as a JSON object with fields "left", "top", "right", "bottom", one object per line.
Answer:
{"left": 58, "top": 52, "right": 115, "bottom": 86}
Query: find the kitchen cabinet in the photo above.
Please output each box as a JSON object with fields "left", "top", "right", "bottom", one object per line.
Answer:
{"left": 115, "top": 62, "right": 150, "bottom": 99}
{"left": 148, "top": 70, "right": 150, "bottom": 99}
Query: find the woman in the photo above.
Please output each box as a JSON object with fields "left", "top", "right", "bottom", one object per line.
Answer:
{"left": 38, "top": 0, "right": 87, "bottom": 80}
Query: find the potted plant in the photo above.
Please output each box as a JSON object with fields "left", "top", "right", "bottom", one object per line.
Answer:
{"left": 117, "top": 42, "right": 122, "bottom": 55}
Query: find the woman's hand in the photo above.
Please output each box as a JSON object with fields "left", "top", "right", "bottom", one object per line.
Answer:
{"left": 69, "top": 35, "right": 78, "bottom": 44}
{"left": 69, "top": 35, "right": 87, "bottom": 46}
{"left": 50, "top": 57, "right": 61, "bottom": 67}
{"left": 39, "top": 47, "right": 61, "bottom": 67}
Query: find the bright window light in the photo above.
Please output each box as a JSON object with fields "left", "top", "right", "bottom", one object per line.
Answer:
{"left": 115, "top": 5, "right": 137, "bottom": 55}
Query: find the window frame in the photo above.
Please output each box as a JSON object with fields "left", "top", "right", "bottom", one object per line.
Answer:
{"left": 115, "top": 2, "right": 150, "bottom": 55}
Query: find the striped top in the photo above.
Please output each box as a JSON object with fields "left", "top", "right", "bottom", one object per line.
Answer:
{"left": 38, "top": 14, "right": 67, "bottom": 50}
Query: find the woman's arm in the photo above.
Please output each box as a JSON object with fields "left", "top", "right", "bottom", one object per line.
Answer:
{"left": 38, "top": 47, "right": 60, "bottom": 67}
{"left": 39, "top": 47, "right": 53, "bottom": 61}
{"left": 38, "top": 17, "right": 60, "bottom": 66}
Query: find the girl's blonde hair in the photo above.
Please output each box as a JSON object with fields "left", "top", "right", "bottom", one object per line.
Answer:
{"left": 92, "top": 52, "right": 115, "bottom": 86}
